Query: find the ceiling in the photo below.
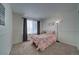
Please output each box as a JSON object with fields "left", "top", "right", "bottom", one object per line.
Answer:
{"left": 10, "top": 3, "right": 77, "bottom": 20}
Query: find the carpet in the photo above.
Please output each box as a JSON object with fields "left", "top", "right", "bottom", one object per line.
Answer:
{"left": 10, "top": 41, "right": 79, "bottom": 55}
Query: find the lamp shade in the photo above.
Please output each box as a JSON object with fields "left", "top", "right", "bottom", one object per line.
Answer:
{"left": 55, "top": 19, "right": 63, "bottom": 24}
{"left": 55, "top": 16, "right": 63, "bottom": 24}
{"left": 55, "top": 20, "right": 60, "bottom": 23}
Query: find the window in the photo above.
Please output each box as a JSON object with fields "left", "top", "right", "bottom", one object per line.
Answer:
{"left": 27, "top": 19, "right": 37, "bottom": 34}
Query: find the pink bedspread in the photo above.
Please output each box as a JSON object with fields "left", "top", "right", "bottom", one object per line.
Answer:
{"left": 31, "top": 33, "right": 56, "bottom": 51}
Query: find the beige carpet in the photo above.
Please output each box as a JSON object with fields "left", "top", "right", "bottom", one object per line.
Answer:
{"left": 10, "top": 41, "right": 79, "bottom": 55}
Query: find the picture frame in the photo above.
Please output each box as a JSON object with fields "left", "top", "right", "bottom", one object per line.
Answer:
{"left": 0, "top": 3, "right": 5, "bottom": 26}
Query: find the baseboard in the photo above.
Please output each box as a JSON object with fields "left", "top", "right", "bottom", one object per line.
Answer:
{"left": 59, "top": 39, "right": 76, "bottom": 47}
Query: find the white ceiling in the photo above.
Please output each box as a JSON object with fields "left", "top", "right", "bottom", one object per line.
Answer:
{"left": 10, "top": 3, "right": 77, "bottom": 20}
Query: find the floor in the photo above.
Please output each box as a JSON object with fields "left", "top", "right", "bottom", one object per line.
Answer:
{"left": 10, "top": 41, "right": 79, "bottom": 55}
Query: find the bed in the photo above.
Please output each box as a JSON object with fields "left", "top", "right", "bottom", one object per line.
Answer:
{"left": 31, "top": 32, "right": 56, "bottom": 51}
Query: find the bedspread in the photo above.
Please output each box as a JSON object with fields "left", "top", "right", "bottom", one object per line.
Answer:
{"left": 31, "top": 33, "right": 56, "bottom": 51}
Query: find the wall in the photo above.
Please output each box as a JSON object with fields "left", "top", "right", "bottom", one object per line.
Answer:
{"left": 12, "top": 12, "right": 23, "bottom": 44}
{"left": 40, "top": 17, "right": 56, "bottom": 33}
{"left": 75, "top": 4, "right": 79, "bottom": 49}
{"left": 40, "top": 6, "right": 79, "bottom": 48}
{"left": 0, "top": 3, "right": 12, "bottom": 54}
{"left": 58, "top": 11, "right": 77, "bottom": 46}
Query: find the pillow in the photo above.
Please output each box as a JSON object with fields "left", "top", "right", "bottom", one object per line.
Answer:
{"left": 46, "top": 31, "right": 56, "bottom": 34}
{"left": 41, "top": 31, "right": 47, "bottom": 34}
